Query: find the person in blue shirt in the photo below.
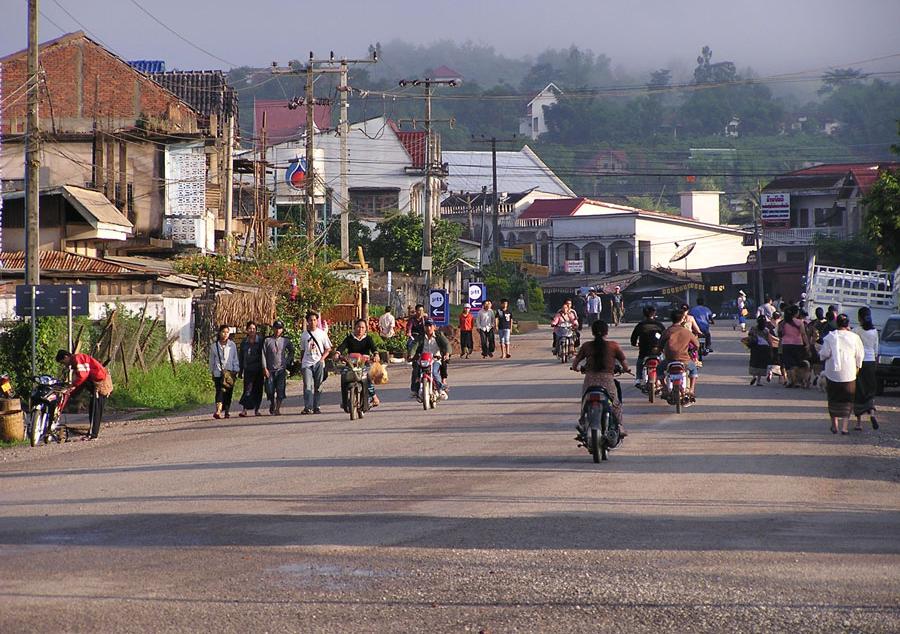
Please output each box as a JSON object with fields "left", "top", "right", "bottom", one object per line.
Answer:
{"left": 688, "top": 297, "right": 715, "bottom": 354}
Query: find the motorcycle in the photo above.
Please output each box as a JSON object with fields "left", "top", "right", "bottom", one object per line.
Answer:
{"left": 340, "top": 354, "right": 371, "bottom": 420}
{"left": 639, "top": 355, "right": 662, "bottom": 403}
{"left": 573, "top": 366, "right": 626, "bottom": 463}
{"left": 26, "top": 375, "right": 72, "bottom": 446}
{"left": 416, "top": 352, "right": 440, "bottom": 410}
{"left": 556, "top": 323, "right": 576, "bottom": 364}
{"left": 662, "top": 361, "right": 692, "bottom": 414}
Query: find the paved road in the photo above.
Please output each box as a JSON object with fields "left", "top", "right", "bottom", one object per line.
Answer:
{"left": 1, "top": 326, "right": 899, "bottom": 633}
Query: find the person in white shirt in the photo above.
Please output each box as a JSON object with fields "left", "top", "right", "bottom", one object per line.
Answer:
{"left": 378, "top": 306, "right": 396, "bottom": 338}
{"left": 209, "top": 324, "right": 240, "bottom": 419}
{"left": 476, "top": 300, "right": 496, "bottom": 358}
{"left": 516, "top": 295, "right": 527, "bottom": 313}
{"left": 818, "top": 313, "right": 864, "bottom": 434}
{"left": 853, "top": 307, "right": 880, "bottom": 430}
{"left": 300, "top": 311, "right": 332, "bottom": 415}
{"left": 586, "top": 289, "right": 601, "bottom": 327}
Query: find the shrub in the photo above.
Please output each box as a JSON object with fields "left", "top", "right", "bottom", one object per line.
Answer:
{"left": 108, "top": 361, "right": 214, "bottom": 413}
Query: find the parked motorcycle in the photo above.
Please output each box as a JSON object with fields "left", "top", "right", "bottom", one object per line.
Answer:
{"left": 340, "top": 354, "right": 371, "bottom": 420}
{"left": 417, "top": 352, "right": 440, "bottom": 410}
{"left": 26, "top": 375, "right": 71, "bottom": 446}
{"left": 662, "top": 361, "right": 692, "bottom": 414}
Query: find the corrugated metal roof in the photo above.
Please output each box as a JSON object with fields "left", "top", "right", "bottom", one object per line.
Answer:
{"left": 388, "top": 121, "right": 427, "bottom": 169}
{"left": 129, "top": 60, "right": 166, "bottom": 74}
{"left": 0, "top": 251, "right": 134, "bottom": 274}
{"left": 150, "top": 70, "right": 238, "bottom": 123}
{"left": 443, "top": 146, "right": 575, "bottom": 197}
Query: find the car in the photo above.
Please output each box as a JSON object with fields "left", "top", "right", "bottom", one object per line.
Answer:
{"left": 623, "top": 297, "right": 679, "bottom": 323}
{"left": 876, "top": 314, "right": 900, "bottom": 396}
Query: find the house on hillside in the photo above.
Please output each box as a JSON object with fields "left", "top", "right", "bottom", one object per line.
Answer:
{"left": 519, "top": 83, "right": 562, "bottom": 140}
{"left": 0, "top": 32, "right": 228, "bottom": 255}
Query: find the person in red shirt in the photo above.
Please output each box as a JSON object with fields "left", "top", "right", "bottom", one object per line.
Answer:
{"left": 56, "top": 350, "right": 114, "bottom": 439}
{"left": 458, "top": 304, "right": 474, "bottom": 359}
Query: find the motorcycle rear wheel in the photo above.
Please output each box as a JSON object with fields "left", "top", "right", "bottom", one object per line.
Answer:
{"left": 648, "top": 375, "right": 656, "bottom": 403}
{"left": 590, "top": 428, "right": 600, "bottom": 463}
{"left": 674, "top": 385, "right": 683, "bottom": 414}
{"left": 29, "top": 407, "right": 45, "bottom": 447}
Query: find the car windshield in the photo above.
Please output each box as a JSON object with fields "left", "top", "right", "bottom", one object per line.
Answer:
{"left": 883, "top": 319, "right": 900, "bottom": 342}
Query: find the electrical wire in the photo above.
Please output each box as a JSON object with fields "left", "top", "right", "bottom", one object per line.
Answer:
{"left": 49, "top": 0, "right": 109, "bottom": 48}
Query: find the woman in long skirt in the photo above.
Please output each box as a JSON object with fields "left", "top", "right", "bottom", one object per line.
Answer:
{"left": 747, "top": 316, "right": 774, "bottom": 385}
{"left": 819, "top": 314, "right": 864, "bottom": 434}
{"left": 853, "top": 307, "right": 880, "bottom": 430}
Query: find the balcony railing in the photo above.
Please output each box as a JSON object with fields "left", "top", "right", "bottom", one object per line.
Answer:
{"left": 500, "top": 216, "right": 549, "bottom": 228}
{"left": 762, "top": 227, "right": 846, "bottom": 245}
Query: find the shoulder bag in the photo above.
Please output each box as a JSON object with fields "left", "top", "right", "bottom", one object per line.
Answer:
{"left": 216, "top": 342, "right": 236, "bottom": 389}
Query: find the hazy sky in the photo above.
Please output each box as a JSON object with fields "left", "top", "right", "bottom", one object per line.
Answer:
{"left": 3, "top": 0, "right": 899, "bottom": 77}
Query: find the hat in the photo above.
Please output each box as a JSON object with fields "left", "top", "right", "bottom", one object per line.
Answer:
{"left": 738, "top": 290, "right": 746, "bottom": 297}
{"left": 464, "top": 303, "right": 471, "bottom": 309}
{"left": 614, "top": 285, "right": 620, "bottom": 291}
{"left": 424, "top": 319, "right": 435, "bottom": 326}
{"left": 272, "top": 320, "right": 285, "bottom": 329}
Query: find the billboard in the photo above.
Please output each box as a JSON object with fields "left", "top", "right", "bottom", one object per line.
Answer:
{"left": 761, "top": 192, "right": 790, "bottom": 228}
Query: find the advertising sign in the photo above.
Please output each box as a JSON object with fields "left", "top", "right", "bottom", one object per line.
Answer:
{"left": 500, "top": 248, "right": 524, "bottom": 263}
{"left": 467, "top": 282, "right": 487, "bottom": 313}
{"left": 564, "top": 260, "right": 584, "bottom": 274}
{"left": 16, "top": 285, "right": 89, "bottom": 317}
{"left": 285, "top": 157, "right": 307, "bottom": 191}
{"left": 520, "top": 263, "right": 550, "bottom": 278}
{"left": 428, "top": 288, "right": 450, "bottom": 327}
{"left": 761, "top": 192, "right": 790, "bottom": 228}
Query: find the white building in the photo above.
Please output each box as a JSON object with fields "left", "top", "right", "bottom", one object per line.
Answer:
{"left": 442, "top": 145, "right": 574, "bottom": 197}
{"left": 519, "top": 83, "right": 562, "bottom": 140}
{"left": 506, "top": 191, "right": 752, "bottom": 274}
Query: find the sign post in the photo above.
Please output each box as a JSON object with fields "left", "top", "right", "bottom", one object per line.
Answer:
{"left": 428, "top": 288, "right": 450, "bottom": 327}
{"left": 467, "top": 282, "right": 487, "bottom": 313}
{"left": 16, "top": 285, "right": 90, "bottom": 374}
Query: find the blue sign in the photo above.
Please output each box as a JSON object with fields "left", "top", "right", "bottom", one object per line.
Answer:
{"left": 467, "top": 282, "right": 486, "bottom": 313}
{"left": 428, "top": 288, "right": 450, "bottom": 327}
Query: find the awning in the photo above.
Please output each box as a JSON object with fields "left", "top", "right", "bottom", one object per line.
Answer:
{"left": 60, "top": 186, "right": 133, "bottom": 239}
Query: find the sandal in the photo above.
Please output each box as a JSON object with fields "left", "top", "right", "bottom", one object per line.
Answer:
{"left": 239, "top": 411, "right": 248, "bottom": 418}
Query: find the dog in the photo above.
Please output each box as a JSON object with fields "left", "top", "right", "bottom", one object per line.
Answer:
{"left": 789, "top": 360, "right": 813, "bottom": 389}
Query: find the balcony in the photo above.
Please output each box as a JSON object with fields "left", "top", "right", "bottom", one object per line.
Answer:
{"left": 762, "top": 226, "right": 846, "bottom": 246}
{"left": 500, "top": 216, "right": 548, "bottom": 229}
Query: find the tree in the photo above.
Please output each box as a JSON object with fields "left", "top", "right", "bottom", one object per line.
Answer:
{"left": 693, "top": 46, "right": 736, "bottom": 85}
{"left": 863, "top": 167, "right": 900, "bottom": 268}
{"left": 368, "top": 214, "right": 463, "bottom": 276}
{"left": 818, "top": 67, "right": 869, "bottom": 95}
{"left": 325, "top": 217, "right": 372, "bottom": 258}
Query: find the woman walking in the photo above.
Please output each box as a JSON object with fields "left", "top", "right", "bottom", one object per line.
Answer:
{"left": 747, "top": 315, "right": 776, "bottom": 385}
{"left": 209, "top": 324, "right": 240, "bottom": 419}
{"left": 570, "top": 320, "right": 630, "bottom": 436}
{"left": 778, "top": 305, "right": 810, "bottom": 387}
{"left": 819, "top": 314, "right": 864, "bottom": 434}
{"left": 238, "top": 320, "right": 264, "bottom": 417}
{"left": 853, "top": 307, "right": 880, "bottom": 430}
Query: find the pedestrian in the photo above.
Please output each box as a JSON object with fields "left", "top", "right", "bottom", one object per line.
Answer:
{"left": 209, "top": 324, "right": 239, "bottom": 420}
{"left": 853, "top": 307, "right": 880, "bottom": 430}
{"left": 378, "top": 306, "right": 396, "bottom": 338}
{"left": 586, "top": 288, "right": 601, "bottom": 327}
{"left": 516, "top": 294, "right": 527, "bottom": 313}
{"left": 238, "top": 320, "right": 264, "bottom": 417}
{"left": 769, "top": 311, "right": 784, "bottom": 382}
{"left": 611, "top": 286, "right": 624, "bottom": 326}
{"left": 262, "top": 319, "right": 294, "bottom": 416}
{"left": 300, "top": 311, "right": 332, "bottom": 415}
{"left": 736, "top": 290, "right": 748, "bottom": 333}
{"left": 777, "top": 305, "right": 810, "bottom": 387}
{"left": 458, "top": 303, "right": 474, "bottom": 359}
{"left": 574, "top": 290, "right": 587, "bottom": 331}
{"left": 496, "top": 298, "right": 513, "bottom": 359}
{"left": 55, "top": 349, "right": 114, "bottom": 439}
{"left": 819, "top": 313, "right": 864, "bottom": 435}
{"left": 757, "top": 296, "right": 776, "bottom": 321}
{"left": 477, "top": 299, "right": 496, "bottom": 358}
{"left": 746, "top": 315, "right": 775, "bottom": 385}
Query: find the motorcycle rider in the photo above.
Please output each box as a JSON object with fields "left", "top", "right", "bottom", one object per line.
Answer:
{"left": 336, "top": 318, "right": 380, "bottom": 411}
{"left": 660, "top": 309, "right": 701, "bottom": 402}
{"left": 550, "top": 298, "right": 580, "bottom": 355}
{"left": 689, "top": 296, "right": 715, "bottom": 354}
{"left": 571, "top": 319, "right": 630, "bottom": 437}
{"left": 412, "top": 319, "right": 450, "bottom": 400}
{"left": 629, "top": 305, "right": 666, "bottom": 388}
{"left": 55, "top": 349, "right": 114, "bottom": 439}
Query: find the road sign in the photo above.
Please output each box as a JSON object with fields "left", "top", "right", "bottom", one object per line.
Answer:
{"left": 16, "top": 285, "right": 89, "bottom": 317}
{"left": 428, "top": 288, "right": 450, "bottom": 327}
{"left": 467, "top": 282, "right": 486, "bottom": 313}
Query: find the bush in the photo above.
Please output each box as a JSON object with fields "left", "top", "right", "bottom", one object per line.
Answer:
{"left": 109, "top": 361, "right": 214, "bottom": 413}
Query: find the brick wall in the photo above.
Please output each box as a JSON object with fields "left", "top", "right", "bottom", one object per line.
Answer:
{"left": 1, "top": 33, "right": 198, "bottom": 134}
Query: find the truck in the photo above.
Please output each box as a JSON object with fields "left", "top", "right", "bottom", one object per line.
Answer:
{"left": 804, "top": 256, "right": 899, "bottom": 328}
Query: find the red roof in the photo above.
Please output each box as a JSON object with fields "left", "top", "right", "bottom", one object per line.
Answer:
{"left": 431, "top": 65, "right": 463, "bottom": 79}
{"left": 388, "top": 121, "right": 427, "bottom": 169}
{"left": 254, "top": 99, "right": 332, "bottom": 144}
{"left": 792, "top": 162, "right": 900, "bottom": 194}
{"left": 518, "top": 198, "right": 586, "bottom": 219}
{"left": 0, "top": 251, "right": 134, "bottom": 274}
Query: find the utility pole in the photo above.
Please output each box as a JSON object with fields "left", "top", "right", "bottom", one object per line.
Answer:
{"left": 25, "top": 0, "right": 40, "bottom": 286}
{"left": 304, "top": 55, "right": 316, "bottom": 244}
{"left": 753, "top": 180, "right": 765, "bottom": 303}
{"left": 398, "top": 77, "right": 457, "bottom": 289}
{"left": 339, "top": 60, "right": 350, "bottom": 260}
{"left": 223, "top": 114, "right": 234, "bottom": 259}
{"left": 479, "top": 185, "right": 488, "bottom": 269}
{"left": 472, "top": 135, "right": 516, "bottom": 264}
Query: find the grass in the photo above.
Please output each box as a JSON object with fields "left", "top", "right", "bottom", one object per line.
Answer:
{"left": 108, "top": 361, "right": 215, "bottom": 415}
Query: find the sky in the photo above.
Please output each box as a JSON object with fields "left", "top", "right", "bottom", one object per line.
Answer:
{"left": 2, "top": 0, "right": 900, "bottom": 78}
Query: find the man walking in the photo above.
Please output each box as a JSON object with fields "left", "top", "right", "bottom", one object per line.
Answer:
{"left": 300, "top": 311, "right": 332, "bottom": 415}
{"left": 611, "top": 286, "right": 624, "bottom": 326}
{"left": 378, "top": 306, "right": 396, "bottom": 338}
{"left": 458, "top": 303, "right": 474, "bottom": 359}
{"left": 496, "top": 298, "right": 513, "bottom": 359}
{"left": 586, "top": 289, "right": 601, "bottom": 327}
{"left": 477, "top": 299, "right": 496, "bottom": 358}
{"left": 56, "top": 349, "right": 113, "bottom": 439}
{"left": 262, "top": 319, "right": 294, "bottom": 416}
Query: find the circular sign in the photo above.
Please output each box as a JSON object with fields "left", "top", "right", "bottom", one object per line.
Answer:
{"left": 468, "top": 285, "right": 483, "bottom": 300}
{"left": 429, "top": 291, "right": 444, "bottom": 308}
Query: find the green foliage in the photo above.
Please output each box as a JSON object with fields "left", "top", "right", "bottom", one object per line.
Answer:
{"left": 0, "top": 317, "right": 69, "bottom": 395}
{"left": 381, "top": 333, "right": 408, "bottom": 358}
{"left": 325, "top": 216, "right": 372, "bottom": 256}
{"left": 369, "top": 213, "right": 463, "bottom": 276}
{"left": 482, "top": 261, "right": 545, "bottom": 313}
{"left": 863, "top": 168, "right": 900, "bottom": 268}
{"left": 108, "top": 362, "right": 214, "bottom": 413}
{"left": 813, "top": 233, "right": 880, "bottom": 270}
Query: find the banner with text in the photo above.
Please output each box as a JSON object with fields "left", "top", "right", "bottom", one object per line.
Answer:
{"left": 760, "top": 192, "right": 790, "bottom": 228}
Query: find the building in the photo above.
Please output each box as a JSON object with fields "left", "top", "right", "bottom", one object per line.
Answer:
{"left": 253, "top": 98, "right": 331, "bottom": 145}
{"left": 507, "top": 191, "right": 751, "bottom": 274}
{"left": 442, "top": 146, "right": 574, "bottom": 197}
{"left": 760, "top": 162, "right": 900, "bottom": 264}
{"left": 518, "top": 83, "right": 561, "bottom": 140}
{"left": 0, "top": 32, "right": 227, "bottom": 255}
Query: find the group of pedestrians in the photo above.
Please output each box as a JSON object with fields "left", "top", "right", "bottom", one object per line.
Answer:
{"left": 573, "top": 287, "right": 624, "bottom": 328}
{"left": 456, "top": 299, "right": 515, "bottom": 359}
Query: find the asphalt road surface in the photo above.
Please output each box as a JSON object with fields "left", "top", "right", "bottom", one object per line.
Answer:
{"left": 2, "top": 326, "right": 899, "bottom": 633}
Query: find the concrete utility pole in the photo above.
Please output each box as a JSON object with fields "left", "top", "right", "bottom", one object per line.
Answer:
{"left": 304, "top": 55, "right": 316, "bottom": 244}
{"left": 25, "top": 0, "right": 40, "bottom": 286}
{"left": 473, "top": 135, "right": 516, "bottom": 264}
{"left": 339, "top": 60, "right": 350, "bottom": 260}
{"left": 223, "top": 115, "right": 234, "bottom": 259}
{"left": 753, "top": 181, "right": 765, "bottom": 303}
{"left": 398, "top": 77, "right": 457, "bottom": 289}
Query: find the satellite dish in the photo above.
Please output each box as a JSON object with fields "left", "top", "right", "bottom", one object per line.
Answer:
{"left": 669, "top": 242, "right": 696, "bottom": 263}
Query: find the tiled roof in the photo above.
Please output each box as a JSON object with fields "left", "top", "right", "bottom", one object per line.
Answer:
{"left": 129, "top": 60, "right": 166, "bottom": 74}
{"left": 518, "top": 198, "right": 586, "bottom": 219}
{"left": 150, "top": 70, "right": 238, "bottom": 124}
{"left": 388, "top": 121, "right": 427, "bottom": 169}
{"left": 0, "top": 251, "right": 134, "bottom": 274}
{"left": 254, "top": 99, "right": 331, "bottom": 144}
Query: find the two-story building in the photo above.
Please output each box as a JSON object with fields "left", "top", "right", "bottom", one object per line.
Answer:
{"left": 518, "top": 83, "right": 561, "bottom": 140}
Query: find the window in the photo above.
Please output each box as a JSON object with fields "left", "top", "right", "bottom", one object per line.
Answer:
{"left": 814, "top": 207, "right": 842, "bottom": 227}
{"left": 799, "top": 208, "right": 809, "bottom": 228}
{"left": 532, "top": 117, "right": 539, "bottom": 132}
{"left": 349, "top": 188, "right": 400, "bottom": 217}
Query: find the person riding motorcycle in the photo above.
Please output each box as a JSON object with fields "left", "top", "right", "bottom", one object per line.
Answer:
{"left": 629, "top": 305, "right": 666, "bottom": 388}
{"left": 660, "top": 309, "right": 701, "bottom": 401}
{"left": 550, "top": 299, "right": 580, "bottom": 354}
{"left": 571, "top": 319, "right": 630, "bottom": 437}
{"left": 336, "top": 318, "right": 380, "bottom": 411}
{"left": 412, "top": 319, "right": 450, "bottom": 400}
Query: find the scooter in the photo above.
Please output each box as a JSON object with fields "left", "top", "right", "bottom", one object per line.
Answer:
{"left": 26, "top": 375, "right": 71, "bottom": 446}
{"left": 340, "top": 353, "right": 371, "bottom": 421}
